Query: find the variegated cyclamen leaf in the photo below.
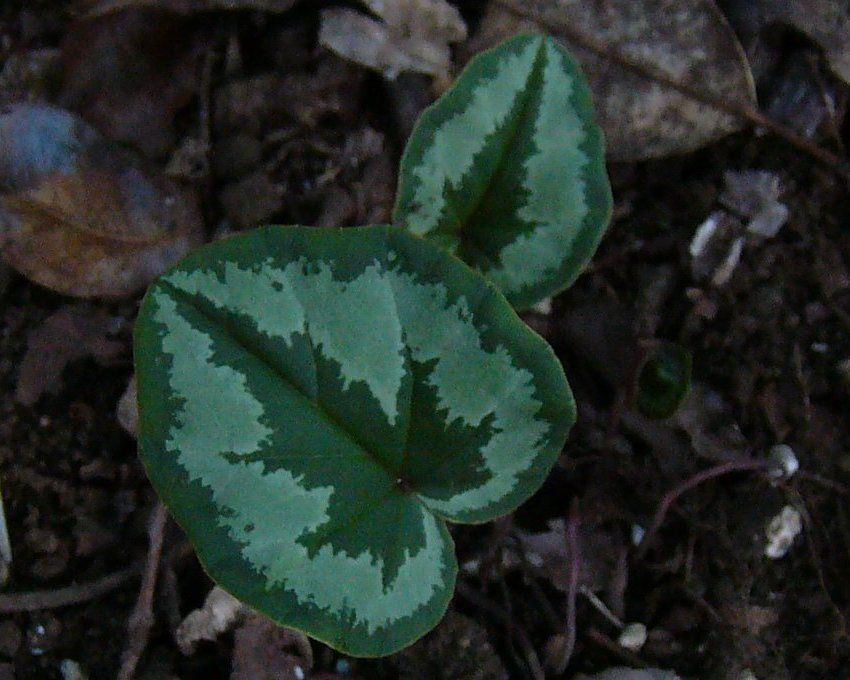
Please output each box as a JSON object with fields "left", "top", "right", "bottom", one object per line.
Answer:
{"left": 393, "top": 34, "right": 612, "bottom": 310}
{"left": 134, "top": 225, "right": 573, "bottom": 656}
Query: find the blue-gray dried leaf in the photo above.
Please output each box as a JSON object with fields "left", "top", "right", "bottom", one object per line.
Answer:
{"left": 0, "top": 104, "right": 203, "bottom": 297}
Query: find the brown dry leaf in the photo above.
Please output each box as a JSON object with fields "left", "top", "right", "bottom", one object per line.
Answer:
{"left": 231, "top": 615, "right": 313, "bottom": 680}
{"left": 673, "top": 382, "right": 749, "bottom": 462}
{"left": 515, "top": 518, "right": 621, "bottom": 594}
{"left": 78, "top": 0, "right": 298, "bottom": 16}
{"left": 59, "top": 8, "right": 203, "bottom": 159}
{"left": 466, "top": 0, "right": 757, "bottom": 161}
{"left": 0, "top": 104, "right": 204, "bottom": 298}
{"left": 758, "top": 1, "right": 850, "bottom": 86}
{"left": 319, "top": 0, "right": 468, "bottom": 80}
{"left": 16, "top": 304, "right": 124, "bottom": 406}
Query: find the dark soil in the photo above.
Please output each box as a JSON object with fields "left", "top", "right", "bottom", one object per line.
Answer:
{"left": 1, "top": 2, "right": 848, "bottom": 679}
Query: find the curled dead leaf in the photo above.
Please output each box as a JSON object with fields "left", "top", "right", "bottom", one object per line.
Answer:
{"left": 466, "top": 0, "right": 757, "bottom": 161}
{"left": 319, "top": 0, "right": 467, "bottom": 81}
{"left": 0, "top": 104, "right": 203, "bottom": 298}
{"left": 176, "top": 586, "right": 248, "bottom": 655}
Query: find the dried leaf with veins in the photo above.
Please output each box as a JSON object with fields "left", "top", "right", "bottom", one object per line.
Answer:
{"left": 319, "top": 0, "right": 467, "bottom": 80}
{"left": 135, "top": 225, "right": 573, "bottom": 655}
{"left": 468, "top": 0, "right": 756, "bottom": 161}
{"left": 0, "top": 104, "right": 203, "bottom": 297}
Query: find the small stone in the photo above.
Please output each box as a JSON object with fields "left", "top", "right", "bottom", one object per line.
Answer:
{"left": 630, "top": 524, "right": 646, "bottom": 546}
{"left": 768, "top": 444, "right": 799, "bottom": 479}
{"left": 617, "top": 622, "right": 648, "bottom": 652}
{"left": 765, "top": 505, "right": 802, "bottom": 559}
{"left": 531, "top": 297, "right": 553, "bottom": 315}
{"left": 60, "top": 659, "right": 88, "bottom": 680}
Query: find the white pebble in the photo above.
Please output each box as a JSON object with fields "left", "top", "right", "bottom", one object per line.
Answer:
{"left": 531, "top": 297, "right": 553, "bottom": 315}
{"left": 60, "top": 659, "right": 88, "bottom": 680}
{"left": 768, "top": 444, "right": 799, "bottom": 479}
{"left": 630, "top": 524, "right": 645, "bottom": 546}
{"left": 690, "top": 212, "right": 721, "bottom": 259}
{"left": 617, "top": 622, "right": 647, "bottom": 652}
{"left": 765, "top": 506, "right": 802, "bottom": 559}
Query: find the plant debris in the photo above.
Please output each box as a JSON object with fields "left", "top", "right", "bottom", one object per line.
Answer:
{"left": 0, "top": 104, "right": 204, "bottom": 297}
{"left": 319, "top": 0, "right": 467, "bottom": 81}
{"left": 466, "top": 0, "right": 757, "bottom": 160}
{"left": 15, "top": 304, "right": 124, "bottom": 406}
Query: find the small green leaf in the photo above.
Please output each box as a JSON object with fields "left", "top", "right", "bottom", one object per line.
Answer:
{"left": 134, "top": 225, "right": 573, "bottom": 656}
{"left": 636, "top": 342, "right": 692, "bottom": 419}
{"left": 393, "top": 34, "right": 612, "bottom": 310}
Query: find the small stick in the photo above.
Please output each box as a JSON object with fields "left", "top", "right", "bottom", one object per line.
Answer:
{"left": 0, "top": 563, "right": 143, "bottom": 613}
{"left": 0, "top": 477, "right": 12, "bottom": 584}
{"left": 636, "top": 458, "right": 777, "bottom": 559}
{"left": 579, "top": 586, "right": 624, "bottom": 630}
{"left": 117, "top": 502, "right": 169, "bottom": 680}
{"left": 554, "top": 498, "right": 581, "bottom": 675}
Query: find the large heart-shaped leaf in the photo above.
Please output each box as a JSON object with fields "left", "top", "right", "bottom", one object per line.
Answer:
{"left": 393, "top": 34, "right": 612, "bottom": 310}
{"left": 134, "top": 225, "right": 573, "bottom": 656}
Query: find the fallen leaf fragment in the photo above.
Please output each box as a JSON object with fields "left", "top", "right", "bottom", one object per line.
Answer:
{"left": 514, "top": 518, "right": 621, "bottom": 594}
{"left": 176, "top": 586, "right": 248, "bottom": 655}
{"left": 757, "top": 1, "right": 850, "bottom": 86}
{"left": 319, "top": 0, "right": 467, "bottom": 80}
{"left": 0, "top": 104, "right": 204, "bottom": 298}
{"left": 466, "top": 0, "right": 756, "bottom": 161}
{"left": 720, "top": 170, "right": 788, "bottom": 238}
{"left": 16, "top": 304, "right": 124, "bottom": 406}
{"left": 690, "top": 169, "right": 787, "bottom": 285}
{"left": 231, "top": 615, "right": 313, "bottom": 680}
{"left": 59, "top": 8, "right": 203, "bottom": 159}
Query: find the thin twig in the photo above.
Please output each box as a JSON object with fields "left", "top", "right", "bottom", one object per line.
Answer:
{"left": 492, "top": 0, "right": 850, "bottom": 180}
{"left": 555, "top": 498, "right": 581, "bottom": 675}
{"left": 636, "top": 458, "right": 777, "bottom": 558}
{"left": 117, "top": 502, "right": 169, "bottom": 680}
{"left": 0, "top": 563, "right": 143, "bottom": 613}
